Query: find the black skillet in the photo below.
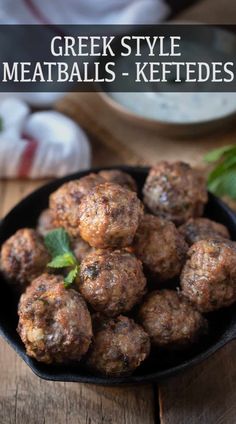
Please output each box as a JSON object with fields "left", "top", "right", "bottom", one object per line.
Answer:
{"left": 0, "top": 165, "right": 236, "bottom": 386}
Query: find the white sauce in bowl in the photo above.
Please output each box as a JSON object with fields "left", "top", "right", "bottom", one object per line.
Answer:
{"left": 108, "top": 92, "right": 236, "bottom": 124}
{"left": 108, "top": 35, "right": 236, "bottom": 124}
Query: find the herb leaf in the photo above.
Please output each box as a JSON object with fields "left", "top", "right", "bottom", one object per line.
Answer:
{"left": 44, "top": 228, "right": 79, "bottom": 287}
{"left": 64, "top": 266, "right": 79, "bottom": 288}
{"left": 207, "top": 155, "right": 236, "bottom": 185}
{"left": 44, "top": 228, "right": 72, "bottom": 257}
{"left": 208, "top": 168, "right": 236, "bottom": 199}
{"left": 48, "top": 252, "right": 76, "bottom": 268}
{"left": 205, "top": 144, "right": 236, "bottom": 200}
{"left": 204, "top": 145, "right": 236, "bottom": 163}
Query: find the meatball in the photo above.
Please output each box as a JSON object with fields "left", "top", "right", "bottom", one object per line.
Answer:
{"left": 180, "top": 239, "right": 236, "bottom": 312}
{"left": 133, "top": 214, "right": 188, "bottom": 281}
{"left": 143, "top": 162, "right": 208, "bottom": 225}
{"left": 78, "top": 182, "right": 143, "bottom": 248}
{"left": 17, "top": 273, "right": 93, "bottom": 363}
{"left": 37, "top": 208, "right": 58, "bottom": 237}
{"left": 98, "top": 169, "right": 137, "bottom": 192}
{"left": 1, "top": 228, "right": 50, "bottom": 289}
{"left": 79, "top": 249, "right": 147, "bottom": 316}
{"left": 179, "top": 217, "right": 230, "bottom": 246}
{"left": 86, "top": 315, "right": 150, "bottom": 376}
{"left": 49, "top": 173, "right": 105, "bottom": 237}
{"left": 138, "top": 290, "right": 207, "bottom": 349}
{"left": 71, "top": 236, "right": 93, "bottom": 262}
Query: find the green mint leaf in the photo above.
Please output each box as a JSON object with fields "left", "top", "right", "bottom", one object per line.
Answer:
{"left": 48, "top": 252, "right": 76, "bottom": 268}
{"left": 221, "top": 170, "right": 236, "bottom": 199}
{"left": 44, "top": 228, "right": 72, "bottom": 257}
{"left": 207, "top": 161, "right": 226, "bottom": 185}
{"left": 208, "top": 168, "right": 236, "bottom": 199}
{"left": 207, "top": 155, "right": 236, "bottom": 185}
{"left": 64, "top": 266, "right": 79, "bottom": 288}
{"left": 208, "top": 174, "right": 226, "bottom": 196}
{"left": 205, "top": 144, "right": 236, "bottom": 200}
{"left": 204, "top": 145, "right": 236, "bottom": 163}
{"left": 44, "top": 227, "right": 80, "bottom": 288}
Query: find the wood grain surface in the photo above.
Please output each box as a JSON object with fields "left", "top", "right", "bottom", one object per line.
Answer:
{"left": 0, "top": 340, "right": 155, "bottom": 424}
{"left": 159, "top": 342, "right": 236, "bottom": 424}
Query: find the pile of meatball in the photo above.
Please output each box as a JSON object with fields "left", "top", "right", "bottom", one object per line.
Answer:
{"left": 1, "top": 162, "right": 235, "bottom": 378}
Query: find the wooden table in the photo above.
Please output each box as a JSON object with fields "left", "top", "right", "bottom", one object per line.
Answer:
{"left": 1, "top": 1, "right": 236, "bottom": 423}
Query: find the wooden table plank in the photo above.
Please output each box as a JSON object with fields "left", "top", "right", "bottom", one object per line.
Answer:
{"left": 0, "top": 180, "right": 46, "bottom": 218}
{"left": 0, "top": 338, "right": 155, "bottom": 424}
{"left": 159, "top": 342, "right": 236, "bottom": 424}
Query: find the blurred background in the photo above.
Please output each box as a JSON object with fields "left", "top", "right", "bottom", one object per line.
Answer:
{"left": 0, "top": 0, "right": 235, "bottom": 184}
{"left": 0, "top": 3, "right": 236, "bottom": 424}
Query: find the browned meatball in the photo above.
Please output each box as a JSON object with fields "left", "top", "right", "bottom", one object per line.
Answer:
{"left": 179, "top": 217, "right": 230, "bottom": 246}
{"left": 71, "top": 236, "right": 93, "bottom": 262}
{"left": 180, "top": 239, "right": 236, "bottom": 312}
{"left": 133, "top": 214, "right": 188, "bottom": 281}
{"left": 37, "top": 208, "right": 58, "bottom": 237}
{"left": 78, "top": 182, "right": 143, "bottom": 248}
{"left": 98, "top": 169, "right": 137, "bottom": 192}
{"left": 143, "top": 162, "right": 208, "bottom": 225}
{"left": 79, "top": 249, "right": 147, "bottom": 316}
{"left": 86, "top": 315, "right": 150, "bottom": 376}
{"left": 0, "top": 228, "right": 50, "bottom": 289}
{"left": 49, "top": 173, "right": 105, "bottom": 237}
{"left": 138, "top": 290, "right": 207, "bottom": 349}
{"left": 17, "top": 273, "right": 93, "bottom": 363}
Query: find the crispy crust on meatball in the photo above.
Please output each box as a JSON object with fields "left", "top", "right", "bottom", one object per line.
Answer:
{"left": 37, "top": 208, "right": 58, "bottom": 237}
{"left": 138, "top": 290, "right": 207, "bottom": 349}
{"left": 1, "top": 228, "right": 50, "bottom": 289}
{"left": 179, "top": 217, "right": 230, "bottom": 246}
{"left": 79, "top": 249, "right": 147, "bottom": 316}
{"left": 180, "top": 239, "right": 236, "bottom": 312}
{"left": 78, "top": 182, "right": 144, "bottom": 248}
{"left": 133, "top": 214, "right": 188, "bottom": 281}
{"left": 17, "top": 273, "right": 92, "bottom": 363}
{"left": 98, "top": 170, "right": 137, "bottom": 192}
{"left": 71, "top": 236, "right": 93, "bottom": 263}
{"left": 86, "top": 315, "right": 150, "bottom": 376}
{"left": 143, "top": 162, "right": 208, "bottom": 225}
{"left": 49, "top": 173, "right": 105, "bottom": 237}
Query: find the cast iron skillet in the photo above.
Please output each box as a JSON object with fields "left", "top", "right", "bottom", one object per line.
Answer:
{"left": 0, "top": 165, "right": 236, "bottom": 386}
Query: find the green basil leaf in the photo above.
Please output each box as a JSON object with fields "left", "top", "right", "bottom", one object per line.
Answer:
{"left": 207, "top": 155, "right": 236, "bottom": 185}
{"left": 208, "top": 167, "right": 236, "bottom": 196}
{"left": 204, "top": 145, "right": 236, "bottom": 163}
{"left": 208, "top": 168, "right": 236, "bottom": 199}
